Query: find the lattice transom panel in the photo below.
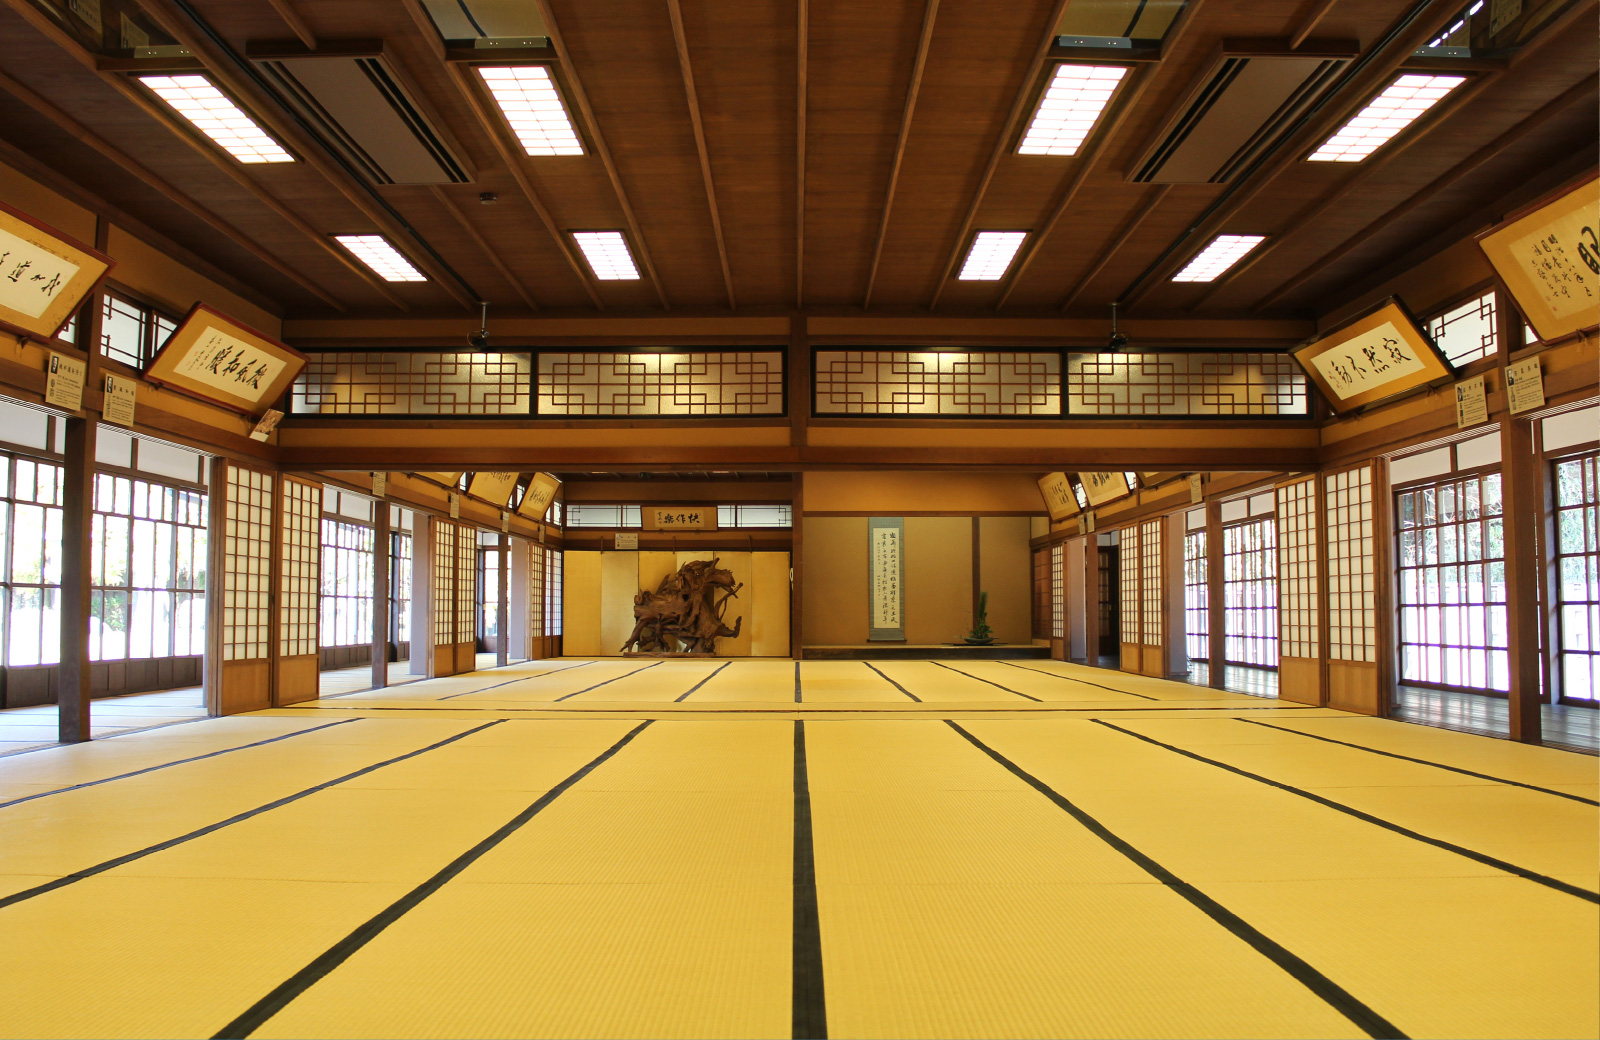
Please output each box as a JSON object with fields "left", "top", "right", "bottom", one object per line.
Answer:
{"left": 1326, "top": 466, "right": 1375, "bottom": 662}
{"left": 814, "top": 350, "right": 1061, "bottom": 416}
{"left": 537, "top": 352, "right": 783, "bottom": 416}
{"left": 223, "top": 465, "right": 272, "bottom": 662}
{"left": 1276, "top": 478, "right": 1319, "bottom": 659}
{"left": 292, "top": 352, "right": 532, "bottom": 415}
{"left": 1066, "top": 353, "right": 1309, "bottom": 416}
{"left": 278, "top": 479, "right": 320, "bottom": 657}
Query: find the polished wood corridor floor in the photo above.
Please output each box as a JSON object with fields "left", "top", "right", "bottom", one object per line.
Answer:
{"left": 0, "top": 659, "right": 1595, "bottom": 1039}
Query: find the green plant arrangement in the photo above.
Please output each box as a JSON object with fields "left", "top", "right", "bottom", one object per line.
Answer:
{"left": 965, "top": 590, "right": 995, "bottom": 645}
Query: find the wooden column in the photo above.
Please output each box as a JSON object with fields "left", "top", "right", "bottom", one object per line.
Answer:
{"left": 58, "top": 248, "right": 104, "bottom": 743}
{"left": 1206, "top": 499, "right": 1226, "bottom": 690}
{"left": 790, "top": 472, "right": 804, "bottom": 659}
{"left": 1498, "top": 297, "right": 1542, "bottom": 742}
{"left": 496, "top": 532, "right": 509, "bottom": 667}
{"left": 202, "top": 455, "right": 228, "bottom": 716}
{"left": 371, "top": 497, "right": 390, "bottom": 690}
{"left": 1371, "top": 459, "right": 1397, "bottom": 719}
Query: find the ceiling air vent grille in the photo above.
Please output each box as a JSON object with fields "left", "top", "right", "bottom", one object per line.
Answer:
{"left": 254, "top": 49, "right": 472, "bottom": 185}
{"left": 1130, "top": 43, "right": 1355, "bottom": 184}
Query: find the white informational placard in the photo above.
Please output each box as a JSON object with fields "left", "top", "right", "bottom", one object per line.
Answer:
{"left": 102, "top": 373, "right": 137, "bottom": 427}
{"left": 615, "top": 531, "right": 639, "bottom": 550}
{"left": 1506, "top": 358, "right": 1546, "bottom": 414}
{"left": 1454, "top": 375, "right": 1488, "bottom": 428}
{"left": 372, "top": 471, "right": 387, "bottom": 498}
{"left": 449, "top": 491, "right": 461, "bottom": 519}
{"left": 44, "top": 351, "right": 85, "bottom": 411}
{"left": 1189, "top": 473, "right": 1204, "bottom": 504}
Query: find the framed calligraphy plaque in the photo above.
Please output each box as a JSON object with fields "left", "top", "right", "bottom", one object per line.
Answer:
{"left": 1292, "top": 298, "right": 1452, "bottom": 413}
{"left": 1478, "top": 175, "right": 1600, "bottom": 344}
{"left": 466, "top": 471, "right": 520, "bottom": 506}
{"left": 643, "top": 506, "right": 718, "bottom": 531}
{"left": 516, "top": 472, "right": 562, "bottom": 521}
{"left": 1078, "top": 471, "right": 1131, "bottom": 508}
{"left": 145, "top": 304, "right": 306, "bottom": 415}
{"left": 1036, "top": 472, "right": 1079, "bottom": 522}
{"left": 0, "top": 200, "right": 113, "bottom": 342}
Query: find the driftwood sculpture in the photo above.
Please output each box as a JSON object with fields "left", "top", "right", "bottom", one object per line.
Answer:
{"left": 620, "top": 557, "right": 743, "bottom": 655}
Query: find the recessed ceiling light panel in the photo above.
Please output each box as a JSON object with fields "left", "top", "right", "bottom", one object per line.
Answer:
{"left": 477, "top": 66, "right": 583, "bottom": 156}
{"left": 1306, "top": 74, "right": 1466, "bottom": 163}
{"left": 334, "top": 235, "right": 428, "bottom": 282}
{"left": 572, "top": 231, "right": 640, "bottom": 280}
{"left": 1170, "top": 235, "right": 1266, "bottom": 282}
{"left": 958, "top": 231, "right": 1028, "bottom": 281}
{"left": 1018, "top": 64, "right": 1127, "bottom": 156}
{"left": 139, "top": 75, "right": 294, "bottom": 164}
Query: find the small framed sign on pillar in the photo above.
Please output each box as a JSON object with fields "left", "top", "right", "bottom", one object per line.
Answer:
{"left": 867, "top": 517, "right": 905, "bottom": 641}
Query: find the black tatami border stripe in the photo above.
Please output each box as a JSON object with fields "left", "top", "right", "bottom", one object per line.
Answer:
{"left": 791, "top": 720, "right": 827, "bottom": 1040}
{"left": 0, "top": 720, "right": 505, "bottom": 913}
{"left": 435, "top": 661, "right": 597, "bottom": 700}
{"left": 553, "top": 660, "right": 665, "bottom": 701}
{"left": 863, "top": 662, "right": 921, "bottom": 702}
{"left": 213, "top": 719, "right": 656, "bottom": 1040}
{"left": 928, "top": 661, "right": 1043, "bottom": 701}
{"left": 998, "top": 660, "right": 1160, "bottom": 701}
{"left": 794, "top": 661, "right": 802, "bottom": 704}
{"left": 0, "top": 712, "right": 219, "bottom": 758}
{"left": 1095, "top": 720, "right": 1600, "bottom": 904}
{"left": 676, "top": 661, "right": 732, "bottom": 702}
{"left": 1236, "top": 718, "right": 1600, "bottom": 806}
{"left": 0, "top": 719, "right": 359, "bottom": 811}
{"left": 944, "top": 720, "right": 1408, "bottom": 1040}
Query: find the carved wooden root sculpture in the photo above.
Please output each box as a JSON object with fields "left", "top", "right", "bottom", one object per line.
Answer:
{"left": 620, "top": 557, "right": 744, "bottom": 655}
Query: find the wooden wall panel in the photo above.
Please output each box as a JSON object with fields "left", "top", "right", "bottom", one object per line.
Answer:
{"left": 801, "top": 517, "right": 869, "bottom": 645}
{"left": 275, "top": 656, "right": 318, "bottom": 707}
{"left": 599, "top": 551, "right": 640, "bottom": 655}
{"left": 979, "top": 516, "right": 1032, "bottom": 646}
{"left": 562, "top": 552, "right": 604, "bottom": 657}
{"left": 1278, "top": 657, "right": 1324, "bottom": 706}
{"left": 1329, "top": 661, "right": 1381, "bottom": 714}
{"left": 216, "top": 660, "right": 269, "bottom": 714}
{"left": 750, "top": 552, "right": 792, "bottom": 657}
{"left": 905, "top": 517, "right": 972, "bottom": 645}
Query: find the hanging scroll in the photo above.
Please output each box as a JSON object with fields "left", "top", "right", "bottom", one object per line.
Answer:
{"left": 467, "top": 471, "right": 520, "bottom": 506}
{"left": 867, "top": 516, "right": 905, "bottom": 641}
{"left": 1478, "top": 176, "right": 1599, "bottom": 344}
{"left": 145, "top": 304, "right": 306, "bottom": 415}
{"left": 1293, "top": 298, "right": 1453, "bottom": 412}
{"left": 0, "top": 201, "right": 113, "bottom": 342}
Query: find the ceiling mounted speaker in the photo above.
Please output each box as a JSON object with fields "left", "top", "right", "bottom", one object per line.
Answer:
{"left": 1129, "top": 39, "right": 1357, "bottom": 184}
{"left": 250, "top": 43, "right": 474, "bottom": 185}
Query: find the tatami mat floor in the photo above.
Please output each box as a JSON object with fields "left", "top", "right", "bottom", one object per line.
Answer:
{"left": 0, "top": 658, "right": 1594, "bottom": 1038}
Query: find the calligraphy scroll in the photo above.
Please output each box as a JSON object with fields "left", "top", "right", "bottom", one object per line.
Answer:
{"left": 1036, "top": 472, "right": 1079, "bottom": 522}
{"left": 1292, "top": 298, "right": 1453, "bottom": 413}
{"left": 643, "top": 506, "right": 717, "bottom": 531}
{"left": 867, "top": 516, "right": 905, "bottom": 641}
{"left": 466, "top": 471, "right": 520, "bottom": 506}
{"left": 1478, "top": 176, "right": 1600, "bottom": 344}
{"left": 516, "top": 472, "right": 562, "bottom": 521}
{"left": 0, "top": 201, "right": 112, "bottom": 342}
{"left": 145, "top": 304, "right": 306, "bottom": 415}
{"left": 1078, "top": 471, "right": 1131, "bottom": 508}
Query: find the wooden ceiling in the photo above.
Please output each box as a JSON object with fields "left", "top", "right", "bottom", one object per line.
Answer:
{"left": 0, "top": 0, "right": 1592, "bottom": 322}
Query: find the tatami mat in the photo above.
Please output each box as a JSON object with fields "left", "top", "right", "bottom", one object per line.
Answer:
{"left": 0, "top": 658, "right": 1593, "bottom": 1039}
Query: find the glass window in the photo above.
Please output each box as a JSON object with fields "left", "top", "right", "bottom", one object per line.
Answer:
{"left": 1395, "top": 471, "right": 1507, "bottom": 691}
{"left": 391, "top": 530, "right": 412, "bottom": 648}
{"left": 716, "top": 504, "right": 792, "bottom": 528}
{"left": 545, "top": 549, "right": 563, "bottom": 637}
{"left": 1185, "top": 529, "right": 1208, "bottom": 661}
{"left": 90, "top": 472, "right": 207, "bottom": 661}
{"left": 2, "top": 453, "right": 64, "bottom": 666}
{"left": 1427, "top": 291, "right": 1496, "bottom": 367}
{"left": 1223, "top": 518, "right": 1277, "bottom": 667}
{"left": 478, "top": 546, "right": 502, "bottom": 642}
{"left": 320, "top": 517, "right": 374, "bottom": 648}
{"left": 1553, "top": 451, "right": 1598, "bottom": 701}
{"left": 100, "top": 292, "right": 177, "bottom": 369}
{"left": 564, "top": 504, "right": 641, "bottom": 528}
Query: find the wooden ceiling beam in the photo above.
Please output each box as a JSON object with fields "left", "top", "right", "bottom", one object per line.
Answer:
{"left": 665, "top": 0, "right": 735, "bottom": 310}
{"left": 796, "top": 0, "right": 808, "bottom": 308}
{"left": 0, "top": 66, "right": 346, "bottom": 311}
{"left": 1250, "top": 72, "right": 1597, "bottom": 311}
{"left": 263, "top": 0, "right": 315, "bottom": 50}
{"left": 1184, "top": 69, "right": 1498, "bottom": 311}
{"left": 129, "top": 0, "right": 479, "bottom": 309}
{"left": 530, "top": 0, "right": 671, "bottom": 310}
{"left": 927, "top": 0, "right": 1073, "bottom": 310}
{"left": 993, "top": 0, "right": 1206, "bottom": 312}
{"left": 1289, "top": 0, "right": 1343, "bottom": 50}
{"left": 1056, "top": 185, "right": 1172, "bottom": 312}
{"left": 428, "top": 186, "right": 539, "bottom": 311}
{"left": 862, "top": 0, "right": 939, "bottom": 310}
{"left": 1115, "top": 0, "right": 1467, "bottom": 310}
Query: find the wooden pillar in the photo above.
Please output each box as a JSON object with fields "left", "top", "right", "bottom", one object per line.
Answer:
{"left": 410, "top": 513, "right": 433, "bottom": 677}
{"left": 1206, "top": 498, "right": 1226, "bottom": 690}
{"left": 496, "top": 532, "right": 509, "bottom": 666}
{"left": 1498, "top": 298, "right": 1542, "bottom": 742}
{"left": 790, "top": 472, "right": 804, "bottom": 659}
{"left": 58, "top": 250, "right": 104, "bottom": 743}
{"left": 202, "top": 456, "right": 228, "bottom": 716}
{"left": 371, "top": 497, "right": 390, "bottom": 690}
